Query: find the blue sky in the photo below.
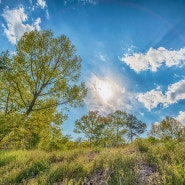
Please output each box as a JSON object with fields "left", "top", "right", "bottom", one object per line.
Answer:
{"left": 1, "top": 0, "right": 185, "bottom": 138}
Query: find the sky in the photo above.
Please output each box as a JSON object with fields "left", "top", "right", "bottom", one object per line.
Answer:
{"left": 1, "top": 0, "right": 185, "bottom": 139}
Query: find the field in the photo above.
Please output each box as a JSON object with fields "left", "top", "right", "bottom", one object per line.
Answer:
{"left": 0, "top": 140, "right": 184, "bottom": 185}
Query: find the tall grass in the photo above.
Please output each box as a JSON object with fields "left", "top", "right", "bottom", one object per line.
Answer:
{"left": 0, "top": 141, "right": 184, "bottom": 184}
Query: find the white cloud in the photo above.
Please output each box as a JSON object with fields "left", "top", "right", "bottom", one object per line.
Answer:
{"left": 166, "top": 79, "right": 185, "bottom": 103}
{"left": 121, "top": 47, "right": 185, "bottom": 73}
{"left": 138, "top": 79, "right": 185, "bottom": 110}
{"left": 86, "top": 75, "right": 133, "bottom": 114}
{"left": 33, "top": 17, "right": 41, "bottom": 31}
{"left": 46, "top": 9, "right": 50, "bottom": 19}
{"left": 2, "top": 7, "right": 41, "bottom": 45}
{"left": 37, "top": 0, "right": 46, "bottom": 9}
{"left": 36, "top": 0, "right": 49, "bottom": 19}
{"left": 175, "top": 111, "right": 185, "bottom": 125}
{"left": 138, "top": 90, "right": 166, "bottom": 111}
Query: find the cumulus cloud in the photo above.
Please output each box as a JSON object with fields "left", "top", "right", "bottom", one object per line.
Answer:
{"left": 36, "top": 0, "right": 49, "bottom": 19}
{"left": 175, "top": 111, "right": 185, "bottom": 125}
{"left": 120, "top": 47, "right": 185, "bottom": 73}
{"left": 166, "top": 79, "right": 185, "bottom": 103}
{"left": 2, "top": 7, "right": 41, "bottom": 45}
{"left": 86, "top": 75, "right": 133, "bottom": 114}
{"left": 37, "top": 0, "right": 46, "bottom": 9}
{"left": 138, "top": 89, "right": 166, "bottom": 111}
{"left": 138, "top": 79, "right": 185, "bottom": 110}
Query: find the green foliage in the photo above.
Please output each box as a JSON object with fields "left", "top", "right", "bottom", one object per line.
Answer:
{"left": 47, "top": 162, "right": 86, "bottom": 184}
{"left": 74, "top": 111, "right": 105, "bottom": 147}
{"left": 135, "top": 138, "right": 149, "bottom": 153}
{"left": 0, "top": 51, "right": 10, "bottom": 70}
{"left": 0, "top": 30, "right": 87, "bottom": 149}
{"left": 126, "top": 114, "right": 147, "bottom": 142}
{"left": 15, "top": 160, "right": 49, "bottom": 183}
{"left": 164, "top": 139, "right": 176, "bottom": 151}
{"left": 74, "top": 110, "right": 147, "bottom": 147}
{"left": 108, "top": 110, "right": 127, "bottom": 147}
{"left": 150, "top": 117, "right": 185, "bottom": 141}
{"left": 108, "top": 154, "right": 136, "bottom": 185}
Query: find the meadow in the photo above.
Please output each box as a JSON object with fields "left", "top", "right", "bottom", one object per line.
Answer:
{"left": 0, "top": 139, "right": 184, "bottom": 185}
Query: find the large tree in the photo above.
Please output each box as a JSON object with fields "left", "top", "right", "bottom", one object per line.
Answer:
{"left": 1, "top": 30, "right": 87, "bottom": 115}
{"left": 0, "top": 30, "right": 87, "bottom": 148}
{"left": 149, "top": 117, "right": 185, "bottom": 141}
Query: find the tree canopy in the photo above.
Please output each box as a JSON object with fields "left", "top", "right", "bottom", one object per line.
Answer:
{"left": 74, "top": 110, "right": 146, "bottom": 147}
{"left": 149, "top": 117, "right": 185, "bottom": 141}
{"left": 0, "top": 30, "right": 87, "bottom": 149}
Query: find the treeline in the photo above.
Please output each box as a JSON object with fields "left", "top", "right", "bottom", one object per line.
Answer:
{"left": 74, "top": 110, "right": 146, "bottom": 147}
{"left": 74, "top": 111, "right": 185, "bottom": 148}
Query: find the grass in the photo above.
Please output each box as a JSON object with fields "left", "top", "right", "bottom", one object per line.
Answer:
{"left": 0, "top": 141, "right": 184, "bottom": 185}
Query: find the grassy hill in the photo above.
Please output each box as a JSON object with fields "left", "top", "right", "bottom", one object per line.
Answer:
{"left": 0, "top": 140, "right": 184, "bottom": 185}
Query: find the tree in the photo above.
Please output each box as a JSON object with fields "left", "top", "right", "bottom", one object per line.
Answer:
{"left": 1, "top": 30, "right": 87, "bottom": 115}
{"left": 74, "top": 111, "right": 104, "bottom": 147}
{"left": 126, "top": 114, "right": 146, "bottom": 142}
{"left": 98, "top": 115, "right": 114, "bottom": 147}
{"left": 108, "top": 110, "right": 127, "bottom": 147}
{"left": 0, "top": 30, "right": 87, "bottom": 148}
{"left": 149, "top": 117, "right": 185, "bottom": 141}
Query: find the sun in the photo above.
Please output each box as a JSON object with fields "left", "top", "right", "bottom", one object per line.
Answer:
{"left": 96, "top": 81, "right": 114, "bottom": 102}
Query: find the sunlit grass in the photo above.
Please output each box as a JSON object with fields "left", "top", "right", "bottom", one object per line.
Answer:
{"left": 0, "top": 141, "right": 184, "bottom": 184}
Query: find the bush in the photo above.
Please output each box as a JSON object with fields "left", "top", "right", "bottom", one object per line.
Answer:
{"left": 135, "top": 139, "right": 149, "bottom": 153}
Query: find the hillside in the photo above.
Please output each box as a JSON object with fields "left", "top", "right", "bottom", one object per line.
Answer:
{"left": 0, "top": 140, "right": 184, "bottom": 185}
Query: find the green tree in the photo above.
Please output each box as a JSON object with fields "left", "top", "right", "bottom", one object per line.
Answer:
{"left": 0, "top": 30, "right": 87, "bottom": 149}
{"left": 98, "top": 115, "right": 114, "bottom": 147}
{"left": 74, "top": 111, "right": 104, "bottom": 147}
{"left": 149, "top": 117, "right": 185, "bottom": 141}
{"left": 108, "top": 110, "right": 127, "bottom": 147}
{"left": 126, "top": 114, "right": 146, "bottom": 142}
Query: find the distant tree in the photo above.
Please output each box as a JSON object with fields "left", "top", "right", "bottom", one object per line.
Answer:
{"left": 108, "top": 110, "right": 127, "bottom": 147}
{"left": 126, "top": 114, "right": 146, "bottom": 142}
{"left": 149, "top": 117, "right": 185, "bottom": 141}
{"left": 0, "top": 30, "right": 87, "bottom": 149}
{"left": 74, "top": 111, "right": 104, "bottom": 147}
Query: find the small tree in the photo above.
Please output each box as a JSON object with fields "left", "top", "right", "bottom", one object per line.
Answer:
{"left": 99, "top": 115, "right": 114, "bottom": 147}
{"left": 108, "top": 110, "right": 127, "bottom": 147}
{"left": 126, "top": 114, "right": 146, "bottom": 142}
{"left": 150, "top": 117, "right": 185, "bottom": 141}
{"left": 74, "top": 111, "right": 104, "bottom": 147}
